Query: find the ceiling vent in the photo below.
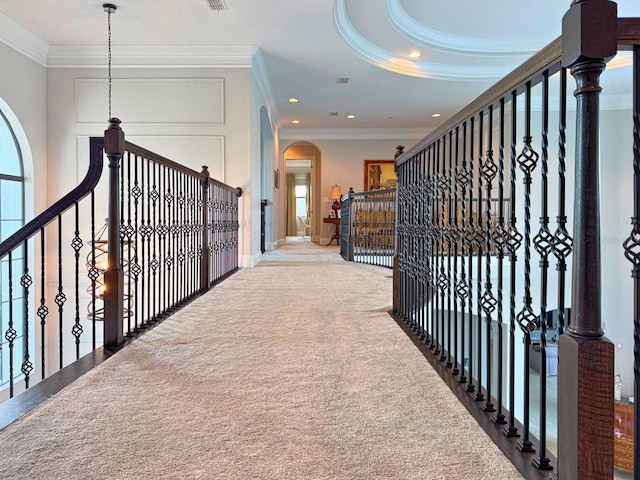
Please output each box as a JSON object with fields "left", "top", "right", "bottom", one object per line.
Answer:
{"left": 336, "top": 77, "right": 350, "bottom": 84}
{"left": 329, "top": 111, "right": 339, "bottom": 116}
{"left": 207, "top": 0, "right": 228, "bottom": 11}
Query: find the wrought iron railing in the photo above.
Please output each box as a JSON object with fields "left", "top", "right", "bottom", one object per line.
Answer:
{"left": 340, "top": 188, "right": 395, "bottom": 269}
{"left": 0, "top": 119, "right": 241, "bottom": 402}
{"left": 394, "top": 3, "right": 639, "bottom": 478}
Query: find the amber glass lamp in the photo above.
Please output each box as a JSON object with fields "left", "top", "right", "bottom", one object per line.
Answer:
{"left": 328, "top": 185, "right": 342, "bottom": 217}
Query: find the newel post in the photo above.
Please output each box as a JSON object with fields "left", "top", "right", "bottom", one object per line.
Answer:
{"left": 559, "top": 1, "right": 617, "bottom": 478}
{"left": 392, "top": 147, "right": 404, "bottom": 315}
{"left": 104, "top": 118, "right": 125, "bottom": 349}
{"left": 347, "top": 187, "right": 355, "bottom": 261}
{"left": 200, "top": 166, "right": 211, "bottom": 292}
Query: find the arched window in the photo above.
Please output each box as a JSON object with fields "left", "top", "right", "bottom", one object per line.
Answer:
{"left": 0, "top": 108, "right": 25, "bottom": 388}
{"left": 0, "top": 109, "right": 24, "bottom": 241}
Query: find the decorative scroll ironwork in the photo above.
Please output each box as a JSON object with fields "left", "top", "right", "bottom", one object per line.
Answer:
{"left": 345, "top": 188, "right": 395, "bottom": 270}
{"left": 391, "top": 43, "right": 594, "bottom": 471}
{"left": 515, "top": 82, "right": 538, "bottom": 454}
{"left": 0, "top": 132, "right": 241, "bottom": 402}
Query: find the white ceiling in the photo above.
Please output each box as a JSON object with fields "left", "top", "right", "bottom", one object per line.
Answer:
{"left": 0, "top": 0, "right": 638, "bottom": 139}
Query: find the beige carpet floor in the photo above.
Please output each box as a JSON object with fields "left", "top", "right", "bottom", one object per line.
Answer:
{"left": 0, "top": 239, "right": 523, "bottom": 479}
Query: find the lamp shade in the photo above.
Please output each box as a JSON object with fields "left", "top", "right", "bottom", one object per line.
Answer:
{"left": 328, "top": 185, "right": 342, "bottom": 200}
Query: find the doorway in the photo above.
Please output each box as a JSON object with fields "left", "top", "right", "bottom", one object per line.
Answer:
{"left": 283, "top": 142, "right": 321, "bottom": 244}
{"left": 284, "top": 159, "right": 312, "bottom": 238}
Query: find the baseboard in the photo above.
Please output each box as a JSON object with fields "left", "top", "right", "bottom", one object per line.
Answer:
{"left": 240, "top": 252, "right": 263, "bottom": 268}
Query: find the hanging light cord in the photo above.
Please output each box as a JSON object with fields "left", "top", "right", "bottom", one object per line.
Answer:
{"left": 103, "top": 4, "right": 116, "bottom": 120}
{"left": 107, "top": 7, "right": 112, "bottom": 120}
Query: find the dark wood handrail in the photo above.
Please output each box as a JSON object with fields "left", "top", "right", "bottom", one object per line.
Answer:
{"left": 396, "top": 37, "right": 563, "bottom": 168}
{"left": 0, "top": 135, "right": 242, "bottom": 260}
{"left": 618, "top": 17, "right": 640, "bottom": 47}
{"left": 398, "top": 17, "right": 640, "bottom": 168}
{"left": 347, "top": 187, "right": 396, "bottom": 199}
{"left": 124, "top": 140, "right": 242, "bottom": 197}
{"left": 0, "top": 137, "right": 105, "bottom": 258}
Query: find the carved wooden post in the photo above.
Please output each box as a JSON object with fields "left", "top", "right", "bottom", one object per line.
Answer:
{"left": 200, "top": 166, "right": 211, "bottom": 292}
{"left": 559, "top": 1, "right": 617, "bottom": 477}
{"left": 104, "top": 118, "right": 125, "bottom": 349}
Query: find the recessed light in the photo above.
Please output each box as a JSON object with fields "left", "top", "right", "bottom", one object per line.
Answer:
{"left": 432, "top": 113, "right": 441, "bottom": 118}
{"left": 409, "top": 50, "right": 421, "bottom": 58}
{"left": 291, "top": 120, "right": 300, "bottom": 124}
{"left": 288, "top": 98, "right": 299, "bottom": 103}
{"left": 346, "top": 114, "right": 356, "bottom": 119}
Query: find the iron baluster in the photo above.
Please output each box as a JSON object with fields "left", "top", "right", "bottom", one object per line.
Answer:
{"left": 140, "top": 156, "right": 149, "bottom": 329}
{"left": 435, "top": 139, "right": 444, "bottom": 357}
{"left": 132, "top": 152, "right": 141, "bottom": 331}
{"left": 150, "top": 161, "right": 159, "bottom": 321}
{"left": 441, "top": 138, "right": 449, "bottom": 362}
{"left": 188, "top": 176, "right": 196, "bottom": 297}
{"left": 493, "top": 98, "right": 507, "bottom": 425}
{"left": 446, "top": 130, "right": 454, "bottom": 369}
{"left": 635, "top": 43, "right": 640, "bottom": 480}
{"left": 160, "top": 164, "right": 168, "bottom": 312}
{"left": 7, "top": 251, "right": 14, "bottom": 397}
{"left": 163, "top": 164, "right": 173, "bottom": 309}
{"left": 516, "top": 81, "right": 538, "bottom": 454}
{"left": 457, "top": 120, "right": 470, "bottom": 385}
{"left": 532, "top": 70, "right": 554, "bottom": 471}
{"left": 419, "top": 152, "right": 428, "bottom": 343}
{"left": 475, "top": 110, "right": 485, "bottom": 403}
{"left": 553, "top": 69, "right": 572, "bottom": 336}
{"left": 20, "top": 240, "right": 33, "bottom": 388}
{"left": 124, "top": 149, "right": 132, "bottom": 334}
{"left": 178, "top": 171, "right": 185, "bottom": 301}
{"left": 429, "top": 145, "right": 438, "bottom": 350}
{"left": 56, "top": 215, "right": 65, "bottom": 370}
{"left": 465, "top": 116, "right": 476, "bottom": 394}
{"left": 504, "top": 90, "right": 521, "bottom": 439}
{"left": 38, "top": 228, "right": 48, "bottom": 379}
{"left": 451, "top": 127, "right": 460, "bottom": 376}
{"left": 72, "top": 202, "right": 83, "bottom": 359}
{"left": 481, "top": 105, "right": 497, "bottom": 413}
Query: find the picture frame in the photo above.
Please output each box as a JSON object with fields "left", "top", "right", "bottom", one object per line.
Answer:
{"left": 364, "top": 160, "right": 396, "bottom": 191}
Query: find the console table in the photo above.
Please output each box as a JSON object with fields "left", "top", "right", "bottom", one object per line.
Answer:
{"left": 323, "top": 217, "right": 340, "bottom": 246}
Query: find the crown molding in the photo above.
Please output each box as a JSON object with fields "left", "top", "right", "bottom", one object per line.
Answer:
{"left": 0, "top": 12, "right": 49, "bottom": 66}
{"left": 333, "top": 0, "right": 515, "bottom": 80}
{"left": 47, "top": 44, "right": 255, "bottom": 68}
{"left": 279, "top": 127, "right": 427, "bottom": 141}
{"left": 386, "top": 0, "right": 538, "bottom": 57}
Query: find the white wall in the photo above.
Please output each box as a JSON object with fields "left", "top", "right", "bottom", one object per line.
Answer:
{"left": 0, "top": 42, "right": 47, "bottom": 220}
{"left": 46, "top": 66, "right": 255, "bottom": 266}
{"left": 601, "top": 108, "right": 634, "bottom": 398}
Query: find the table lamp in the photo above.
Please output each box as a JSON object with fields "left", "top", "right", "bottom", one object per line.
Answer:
{"left": 328, "top": 185, "right": 342, "bottom": 217}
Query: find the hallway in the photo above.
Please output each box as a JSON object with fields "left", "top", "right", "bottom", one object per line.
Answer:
{"left": 0, "top": 240, "right": 522, "bottom": 479}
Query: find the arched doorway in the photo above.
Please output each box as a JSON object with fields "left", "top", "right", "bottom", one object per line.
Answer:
{"left": 259, "top": 107, "right": 274, "bottom": 251}
{"left": 283, "top": 142, "right": 321, "bottom": 243}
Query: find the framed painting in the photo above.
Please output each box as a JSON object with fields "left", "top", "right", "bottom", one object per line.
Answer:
{"left": 364, "top": 160, "right": 396, "bottom": 191}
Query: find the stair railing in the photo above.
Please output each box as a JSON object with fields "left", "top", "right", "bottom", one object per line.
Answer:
{"left": 0, "top": 118, "right": 241, "bottom": 402}
{"left": 340, "top": 187, "right": 395, "bottom": 269}
{"left": 393, "top": 2, "right": 640, "bottom": 478}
